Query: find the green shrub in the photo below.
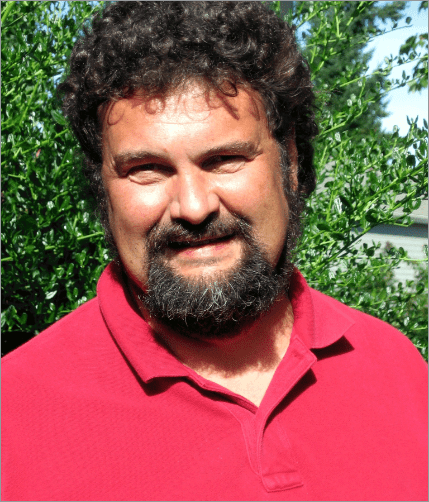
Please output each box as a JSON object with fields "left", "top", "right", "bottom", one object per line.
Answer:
{"left": 1, "top": 2, "right": 108, "bottom": 352}
{"left": 2, "top": 1, "right": 428, "bottom": 359}
{"left": 276, "top": 1, "right": 428, "bottom": 359}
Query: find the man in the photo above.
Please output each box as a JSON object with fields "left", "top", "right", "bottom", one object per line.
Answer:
{"left": 2, "top": 2, "right": 427, "bottom": 501}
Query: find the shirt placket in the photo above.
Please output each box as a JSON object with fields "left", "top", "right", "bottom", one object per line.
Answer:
{"left": 219, "top": 334, "right": 317, "bottom": 492}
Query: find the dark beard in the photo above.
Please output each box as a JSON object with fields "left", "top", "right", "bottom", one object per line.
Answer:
{"left": 138, "top": 191, "right": 302, "bottom": 340}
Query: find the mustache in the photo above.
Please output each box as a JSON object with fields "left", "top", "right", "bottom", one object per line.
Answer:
{"left": 146, "top": 215, "right": 252, "bottom": 254}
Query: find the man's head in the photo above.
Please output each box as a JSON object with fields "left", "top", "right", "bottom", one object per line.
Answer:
{"left": 59, "top": 1, "right": 318, "bottom": 339}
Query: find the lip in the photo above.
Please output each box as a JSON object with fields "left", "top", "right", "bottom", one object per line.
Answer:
{"left": 169, "top": 234, "right": 233, "bottom": 249}
{"left": 169, "top": 235, "right": 235, "bottom": 258}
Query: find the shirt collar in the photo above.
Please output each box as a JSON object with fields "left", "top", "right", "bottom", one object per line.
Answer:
{"left": 98, "top": 263, "right": 355, "bottom": 384}
{"left": 97, "top": 262, "right": 190, "bottom": 383}
{"left": 288, "top": 268, "right": 355, "bottom": 350}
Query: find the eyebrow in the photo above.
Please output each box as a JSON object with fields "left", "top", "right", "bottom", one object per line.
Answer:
{"left": 200, "top": 140, "right": 261, "bottom": 159}
{"left": 112, "top": 150, "right": 162, "bottom": 173}
{"left": 112, "top": 140, "right": 261, "bottom": 173}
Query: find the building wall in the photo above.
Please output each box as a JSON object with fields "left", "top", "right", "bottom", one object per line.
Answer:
{"left": 358, "top": 222, "right": 428, "bottom": 284}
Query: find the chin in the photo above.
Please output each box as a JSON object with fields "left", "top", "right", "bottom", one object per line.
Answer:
{"left": 138, "top": 238, "right": 292, "bottom": 341}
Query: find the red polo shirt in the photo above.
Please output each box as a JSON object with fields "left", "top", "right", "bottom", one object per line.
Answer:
{"left": 2, "top": 263, "right": 427, "bottom": 501}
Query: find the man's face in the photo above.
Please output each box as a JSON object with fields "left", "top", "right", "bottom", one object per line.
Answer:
{"left": 101, "top": 84, "right": 298, "bottom": 337}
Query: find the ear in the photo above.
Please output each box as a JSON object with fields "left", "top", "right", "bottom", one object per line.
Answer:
{"left": 286, "top": 127, "right": 298, "bottom": 191}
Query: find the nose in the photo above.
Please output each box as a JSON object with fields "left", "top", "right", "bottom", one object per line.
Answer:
{"left": 169, "top": 170, "right": 220, "bottom": 225}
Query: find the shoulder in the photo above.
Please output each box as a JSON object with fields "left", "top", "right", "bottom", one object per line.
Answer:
{"left": 309, "top": 286, "right": 427, "bottom": 373}
{"left": 2, "top": 297, "right": 105, "bottom": 380}
{"left": 310, "top": 286, "right": 416, "bottom": 346}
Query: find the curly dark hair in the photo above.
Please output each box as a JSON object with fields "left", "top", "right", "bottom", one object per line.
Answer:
{"left": 59, "top": 1, "right": 318, "bottom": 222}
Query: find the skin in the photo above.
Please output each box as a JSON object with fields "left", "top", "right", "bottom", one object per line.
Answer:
{"left": 101, "top": 83, "right": 298, "bottom": 406}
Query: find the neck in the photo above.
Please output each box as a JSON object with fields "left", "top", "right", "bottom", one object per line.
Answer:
{"left": 131, "top": 281, "right": 293, "bottom": 380}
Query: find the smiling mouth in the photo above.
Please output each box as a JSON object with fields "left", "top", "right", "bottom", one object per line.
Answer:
{"left": 168, "top": 235, "right": 234, "bottom": 249}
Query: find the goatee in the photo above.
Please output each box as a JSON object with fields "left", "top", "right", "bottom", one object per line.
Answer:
{"left": 137, "top": 210, "right": 300, "bottom": 340}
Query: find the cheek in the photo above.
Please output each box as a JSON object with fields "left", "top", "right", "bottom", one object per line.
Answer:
{"left": 225, "top": 167, "right": 288, "bottom": 222}
{"left": 222, "top": 168, "right": 289, "bottom": 261}
{"left": 107, "top": 182, "right": 167, "bottom": 241}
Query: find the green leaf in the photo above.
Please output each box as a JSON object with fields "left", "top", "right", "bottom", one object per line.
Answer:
{"left": 51, "top": 109, "right": 67, "bottom": 126}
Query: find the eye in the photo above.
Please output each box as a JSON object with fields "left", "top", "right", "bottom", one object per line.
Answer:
{"left": 203, "top": 155, "right": 246, "bottom": 172}
{"left": 128, "top": 164, "right": 155, "bottom": 173}
{"left": 127, "top": 164, "right": 173, "bottom": 183}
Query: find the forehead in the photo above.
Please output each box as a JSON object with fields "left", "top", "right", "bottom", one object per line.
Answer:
{"left": 99, "top": 84, "right": 279, "bottom": 171}
{"left": 101, "top": 84, "right": 267, "bottom": 137}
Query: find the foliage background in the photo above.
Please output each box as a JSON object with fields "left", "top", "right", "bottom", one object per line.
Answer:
{"left": 2, "top": 1, "right": 428, "bottom": 358}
